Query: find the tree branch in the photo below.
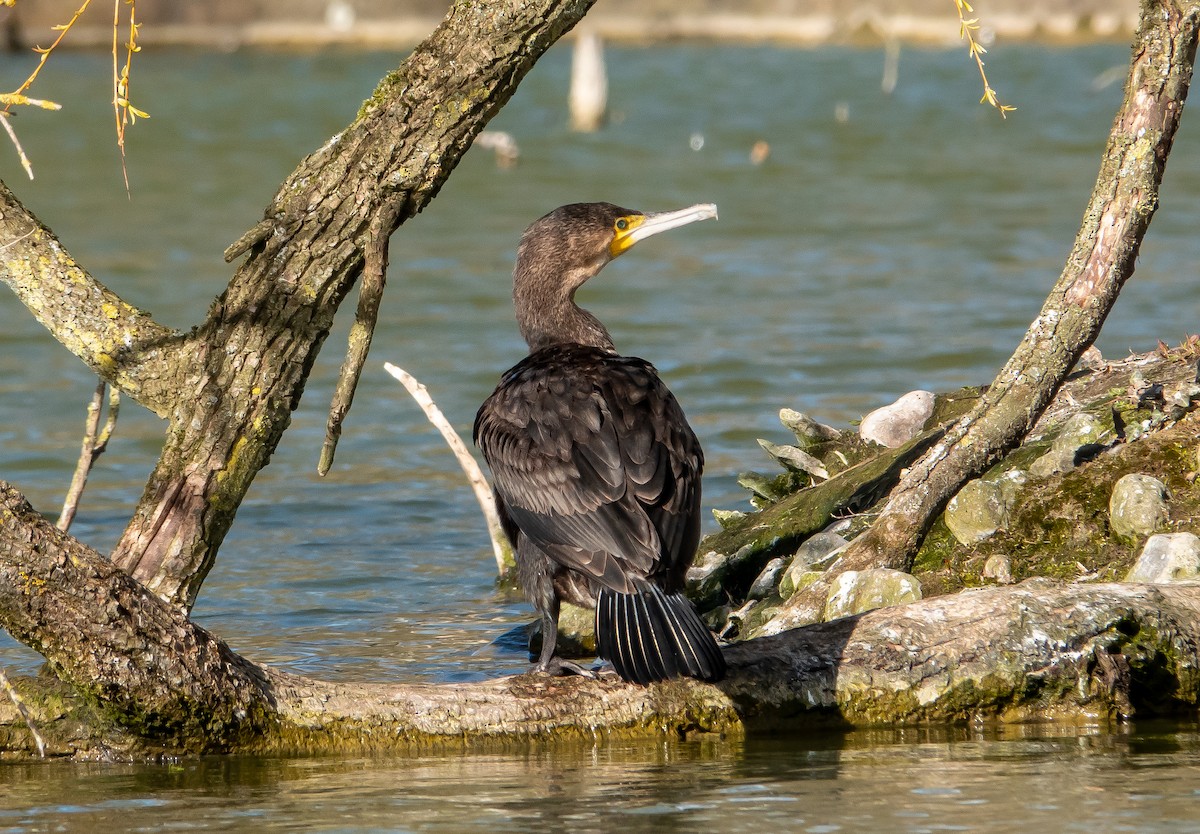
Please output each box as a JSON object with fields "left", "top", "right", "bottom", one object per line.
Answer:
{"left": 770, "top": 0, "right": 1200, "bottom": 632}
{"left": 383, "top": 362, "right": 516, "bottom": 576}
{"left": 318, "top": 200, "right": 403, "bottom": 476}
{"left": 4, "top": 477, "right": 1198, "bottom": 757}
{"left": 56, "top": 380, "right": 120, "bottom": 532}
{"left": 0, "top": 180, "right": 182, "bottom": 417}
{"left": 0, "top": 483, "right": 273, "bottom": 749}
{"left": 107, "top": 0, "right": 597, "bottom": 608}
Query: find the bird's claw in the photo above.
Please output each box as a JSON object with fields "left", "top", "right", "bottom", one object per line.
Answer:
{"left": 536, "top": 658, "right": 598, "bottom": 678}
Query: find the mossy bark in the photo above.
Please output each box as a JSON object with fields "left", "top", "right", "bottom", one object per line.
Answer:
{"left": 5, "top": 530, "right": 1199, "bottom": 758}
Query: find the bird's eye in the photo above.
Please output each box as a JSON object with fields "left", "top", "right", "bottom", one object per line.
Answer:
{"left": 615, "top": 219, "right": 628, "bottom": 231}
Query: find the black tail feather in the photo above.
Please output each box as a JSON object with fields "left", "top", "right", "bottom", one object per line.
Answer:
{"left": 596, "top": 584, "right": 725, "bottom": 684}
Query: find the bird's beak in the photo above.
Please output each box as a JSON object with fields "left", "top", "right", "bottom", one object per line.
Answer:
{"left": 610, "top": 203, "right": 718, "bottom": 258}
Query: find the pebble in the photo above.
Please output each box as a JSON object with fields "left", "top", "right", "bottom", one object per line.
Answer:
{"left": 1109, "top": 473, "right": 1169, "bottom": 541}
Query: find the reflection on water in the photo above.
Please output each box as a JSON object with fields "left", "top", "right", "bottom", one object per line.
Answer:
{"left": 2, "top": 41, "right": 1200, "bottom": 827}
{"left": 2, "top": 723, "right": 1200, "bottom": 831}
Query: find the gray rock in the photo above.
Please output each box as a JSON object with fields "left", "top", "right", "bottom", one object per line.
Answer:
{"left": 823, "top": 568, "right": 922, "bottom": 620}
{"left": 779, "top": 531, "right": 849, "bottom": 599}
{"left": 1109, "top": 473, "right": 1169, "bottom": 541}
{"left": 945, "top": 479, "right": 1009, "bottom": 544}
{"left": 858, "top": 390, "right": 935, "bottom": 448}
{"left": 794, "top": 530, "right": 850, "bottom": 570}
{"left": 686, "top": 548, "right": 733, "bottom": 602}
{"left": 982, "top": 553, "right": 1014, "bottom": 584}
{"left": 757, "top": 438, "right": 829, "bottom": 480}
{"left": 779, "top": 408, "right": 841, "bottom": 448}
{"left": 1124, "top": 533, "right": 1200, "bottom": 582}
{"left": 748, "top": 558, "right": 786, "bottom": 599}
{"left": 1029, "top": 412, "right": 1110, "bottom": 477}
{"left": 711, "top": 509, "right": 747, "bottom": 529}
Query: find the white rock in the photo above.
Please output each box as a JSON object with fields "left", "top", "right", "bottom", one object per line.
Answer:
{"left": 1124, "top": 533, "right": 1200, "bottom": 583}
{"left": 859, "top": 390, "right": 935, "bottom": 448}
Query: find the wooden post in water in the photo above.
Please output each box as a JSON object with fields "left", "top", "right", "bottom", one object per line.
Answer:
{"left": 569, "top": 30, "right": 607, "bottom": 132}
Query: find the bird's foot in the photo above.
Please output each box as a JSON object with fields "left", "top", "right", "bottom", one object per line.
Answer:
{"left": 588, "top": 660, "right": 620, "bottom": 680}
{"left": 535, "top": 657, "right": 598, "bottom": 678}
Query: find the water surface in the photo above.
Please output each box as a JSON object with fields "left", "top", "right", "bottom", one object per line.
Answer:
{"left": 1, "top": 41, "right": 1198, "bottom": 830}
{"left": 3, "top": 724, "right": 1200, "bottom": 832}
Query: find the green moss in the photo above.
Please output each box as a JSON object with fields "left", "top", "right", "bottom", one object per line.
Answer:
{"left": 912, "top": 410, "right": 1199, "bottom": 598}
{"left": 358, "top": 67, "right": 408, "bottom": 121}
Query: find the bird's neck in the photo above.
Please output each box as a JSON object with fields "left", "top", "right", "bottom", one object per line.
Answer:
{"left": 514, "top": 262, "right": 616, "bottom": 354}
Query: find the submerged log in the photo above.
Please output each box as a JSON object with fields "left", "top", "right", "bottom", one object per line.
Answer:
{"left": 2, "top": 573, "right": 1197, "bottom": 758}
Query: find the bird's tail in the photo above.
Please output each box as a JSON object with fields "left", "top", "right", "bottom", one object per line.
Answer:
{"left": 595, "top": 583, "right": 726, "bottom": 685}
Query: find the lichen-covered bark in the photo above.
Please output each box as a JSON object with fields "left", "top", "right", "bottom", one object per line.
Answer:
{"left": 0, "top": 183, "right": 182, "bottom": 417}
{"left": 0, "top": 484, "right": 273, "bottom": 751}
{"left": 770, "top": 0, "right": 1200, "bottom": 632}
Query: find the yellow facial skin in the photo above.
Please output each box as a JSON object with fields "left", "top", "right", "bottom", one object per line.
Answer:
{"left": 607, "top": 203, "right": 718, "bottom": 259}
{"left": 608, "top": 215, "right": 646, "bottom": 258}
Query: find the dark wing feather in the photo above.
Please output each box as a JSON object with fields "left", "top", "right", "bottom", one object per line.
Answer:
{"left": 474, "top": 345, "right": 702, "bottom": 594}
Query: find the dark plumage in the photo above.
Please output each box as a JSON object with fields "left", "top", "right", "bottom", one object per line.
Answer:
{"left": 474, "top": 202, "right": 725, "bottom": 685}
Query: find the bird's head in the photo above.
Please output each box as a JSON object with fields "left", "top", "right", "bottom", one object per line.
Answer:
{"left": 512, "top": 201, "right": 717, "bottom": 352}
{"left": 517, "top": 202, "right": 717, "bottom": 278}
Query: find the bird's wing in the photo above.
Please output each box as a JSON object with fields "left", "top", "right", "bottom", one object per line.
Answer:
{"left": 474, "top": 348, "right": 702, "bottom": 594}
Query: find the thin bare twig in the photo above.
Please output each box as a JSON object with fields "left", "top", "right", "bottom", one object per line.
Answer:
{"left": 383, "top": 362, "right": 515, "bottom": 575}
{"left": 1, "top": 0, "right": 90, "bottom": 116}
{"left": 0, "top": 113, "right": 32, "bottom": 179}
{"left": 57, "top": 381, "right": 120, "bottom": 531}
{"left": 0, "top": 666, "right": 45, "bottom": 758}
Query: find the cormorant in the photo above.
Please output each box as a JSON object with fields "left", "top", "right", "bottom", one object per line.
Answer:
{"left": 474, "top": 202, "right": 725, "bottom": 685}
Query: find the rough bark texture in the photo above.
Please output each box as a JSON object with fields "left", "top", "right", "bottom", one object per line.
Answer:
{"left": 4, "top": 479, "right": 1198, "bottom": 758}
{"left": 0, "top": 484, "right": 273, "bottom": 750}
{"left": 0, "top": 183, "right": 182, "bottom": 417}
{"left": 771, "top": 0, "right": 1199, "bottom": 632}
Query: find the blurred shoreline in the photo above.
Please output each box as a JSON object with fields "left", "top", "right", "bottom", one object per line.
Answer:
{"left": 3, "top": 2, "right": 1141, "bottom": 49}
